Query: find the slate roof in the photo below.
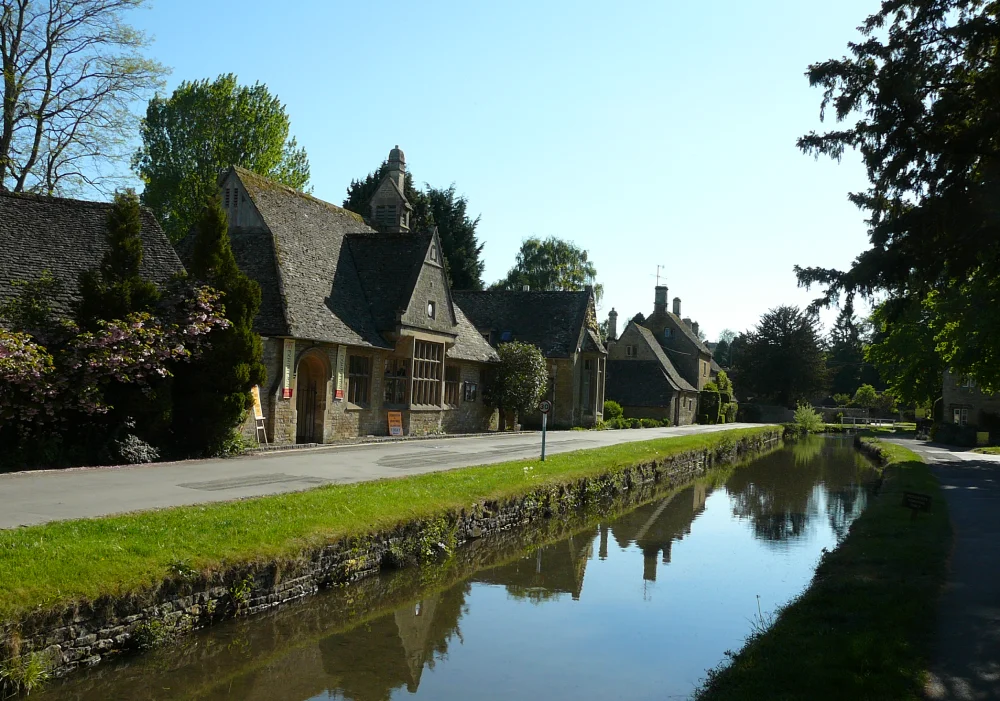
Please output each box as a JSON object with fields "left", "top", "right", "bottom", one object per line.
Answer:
{"left": 633, "top": 323, "right": 697, "bottom": 392}
{"left": 607, "top": 360, "right": 682, "bottom": 408}
{"left": 0, "top": 191, "right": 183, "bottom": 318}
{"left": 231, "top": 166, "right": 388, "bottom": 347}
{"left": 451, "top": 289, "right": 606, "bottom": 358}
{"left": 346, "top": 232, "right": 431, "bottom": 332}
{"left": 212, "top": 167, "right": 497, "bottom": 363}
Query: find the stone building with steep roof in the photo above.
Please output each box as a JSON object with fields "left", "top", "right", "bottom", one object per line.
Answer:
{"left": 196, "top": 148, "right": 498, "bottom": 444}
{"left": 452, "top": 288, "right": 607, "bottom": 429}
{"left": 606, "top": 320, "right": 699, "bottom": 425}
{"left": 0, "top": 191, "right": 183, "bottom": 317}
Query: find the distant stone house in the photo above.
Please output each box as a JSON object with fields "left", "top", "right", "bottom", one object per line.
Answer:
{"left": 452, "top": 289, "right": 607, "bottom": 429}
{"left": 189, "top": 147, "right": 498, "bottom": 445}
{"left": 606, "top": 320, "right": 699, "bottom": 425}
{"left": 604, "top": 284, "right": 714, "bottom": 424}
{"left": 0, "top": 191, "right": 183, "bottom": 318}
{"left": 942, "top": 370, "right": 1000, "bottom": 429}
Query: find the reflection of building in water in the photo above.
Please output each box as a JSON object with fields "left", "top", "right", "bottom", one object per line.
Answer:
{"left": 610, "top": 483, "right": 708, "bottom": 581}
{"left": 313, "top": 584, "right": 468, "bottom": 701}
{"left": 473, "top": 528, "right": 596, "bottom": 602}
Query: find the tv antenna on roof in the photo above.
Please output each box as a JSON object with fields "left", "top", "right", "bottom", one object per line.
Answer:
{"left": 651, "top": 265, "right": 665, "bottom": 287}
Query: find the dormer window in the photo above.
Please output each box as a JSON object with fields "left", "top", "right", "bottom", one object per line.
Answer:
{"left": 427, "top": 301, "right": 436, "bottom": 319}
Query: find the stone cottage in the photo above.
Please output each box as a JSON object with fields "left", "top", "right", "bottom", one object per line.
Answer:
{"left": 942, "top": 370, "right": 1000, "bottom": 430}
{"left": 452, "top": 289, "right": 607, "bottom": 429}
{"left": 606, "top": 319, "right": 699, "bottom": 425}
{"left": 641, "top": 285, "right": 715, "bottom": 391}
{"left": 0, "top": 191, "right": 183, "bottom": 317}
{"left": 197, "top": 148, "right": 498, "bottom": 444}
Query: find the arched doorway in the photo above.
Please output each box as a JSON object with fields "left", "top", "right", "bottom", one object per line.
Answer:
{"left": 295, "top": 354, "right": 327, "bottom": 444}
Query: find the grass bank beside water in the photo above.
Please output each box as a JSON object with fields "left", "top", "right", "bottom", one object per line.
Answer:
{"left": 696, "top": 437, "right": 951, "bottom": 701}
{"left": 0, "top": 427, "right": 775, "bottom": 624}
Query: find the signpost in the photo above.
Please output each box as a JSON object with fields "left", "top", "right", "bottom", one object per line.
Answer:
{"left": 538, "top": 399, "right": 552, "bottom": 461}
{"left": 251, "top": 386, "right": 267, "bottom": 445}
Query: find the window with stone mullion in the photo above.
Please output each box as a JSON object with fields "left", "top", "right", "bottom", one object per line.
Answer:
{"left": 413, "top": 341, "right": 442, "bottom": 405}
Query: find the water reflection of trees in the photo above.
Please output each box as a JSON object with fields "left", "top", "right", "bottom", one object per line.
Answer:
{"left": 726, "top": 436, "right": 874, "bottom": 544}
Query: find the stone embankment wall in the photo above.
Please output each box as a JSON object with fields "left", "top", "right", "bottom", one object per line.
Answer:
{"left": 2, "top": 429, "right": 780, "bottom": 682}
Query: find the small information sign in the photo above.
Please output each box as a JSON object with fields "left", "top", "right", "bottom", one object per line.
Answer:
{"left": 388, "top": 411, "right": 404, "bottom": 437}
{"left": 902, "top": 491, "right": 932, "bottom": 519}
{"left": 251, "top": 385, "right": 264, "bottom": 420}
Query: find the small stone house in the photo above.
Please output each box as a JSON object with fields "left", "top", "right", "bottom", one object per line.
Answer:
{"left": 195, "top": 147, "right": 498, "bottom": 444}
{"left": 641, "top": 285, "right": 715, "bottom": 391}
{"left": 452, "top": 289, "right": 607, "bottom": 429}
{"left": 0, "top": 191, "right": 183, "bottom": 317}
{"left": 606, "top": 320, "right": 699, "bottom": 425}
{"left": 942, "top": 370, "right": 1000, "bottom": 429}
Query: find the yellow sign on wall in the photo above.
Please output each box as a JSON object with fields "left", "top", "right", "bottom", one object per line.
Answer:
{"left": 388, "top": 411, "right": 403, "bottom": 437}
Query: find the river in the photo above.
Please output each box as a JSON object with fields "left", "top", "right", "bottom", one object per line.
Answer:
{"left": 36, "top": 435, "right": 876, "bottom": 701}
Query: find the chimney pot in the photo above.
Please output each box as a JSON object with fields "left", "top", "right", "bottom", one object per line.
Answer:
{"left": 654, "top": 285, "right": 668, "bottom": 315}
{"left": 608, "top": 308, "right": 618, "bottom": 342}
{"left": 682, "top": 317, "right": 693, "bottom": 330}
{"left": 692, "top": 321, "right": 700, "bottom": 337}
{"left": 672, "top": 297, "right": 681, "bottom": 316}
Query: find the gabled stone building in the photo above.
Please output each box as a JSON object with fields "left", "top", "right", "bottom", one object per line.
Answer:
{"left": 196, "top": 148, "right": 498, "bottom": 444}
{"left": 452, "top": 289, "right": 607, "bottom": 429}
{"left": 606, "top": 320, "right": 699, "bottom": 425}
{"left": 942, "top": 369, "right": 1000, "bottom": 429}
{"left": 605, "top": 284, "right": 714, "bottom": 425}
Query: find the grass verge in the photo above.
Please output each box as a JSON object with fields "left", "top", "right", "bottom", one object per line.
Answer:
{"left": 695, "top": 437, "right": 951, "bottom": 701}
{"left": 973, "top": 446, "right": 1000, "bottom": 455}
{"left": 0, "top": 427, "right": 774, "bottom": 623}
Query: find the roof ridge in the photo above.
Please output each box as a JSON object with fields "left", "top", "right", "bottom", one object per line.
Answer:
{"left": 0, "top": 190, "right": 159, "bottom": 215}
{"left": 231, "top": 165, "right": 362, "bottom": 220}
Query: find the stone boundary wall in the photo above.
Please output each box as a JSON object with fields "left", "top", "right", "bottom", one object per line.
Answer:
{"left": 1, "top": 429, "right": 781, "bottom": 683}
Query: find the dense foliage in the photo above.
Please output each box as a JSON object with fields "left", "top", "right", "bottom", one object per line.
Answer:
{"left": 0, "top": 195, "right": 228, "bottom": 469}
{"left": 796, "top": 0, "right": 1000, "bottom": 391}
{"left": 0, "top": 0, "right": 166, "bottom": 195}
{"left": 731, "top": 306, "right": 828, "bottom": 407}
{"left": 491, "top": 237, "right": 603, "bottom": 303}
{"left": 484, "top": 342, "right": 548, "bottom": 423}
{"left": 826, "top": 309, "right": 882, "bottom": 398}
{"left": 170, "top": 199, "right": 266, "bottom": 456}
{"left": 134, "top": 74, "right": 310, "bottom": 242}
{"left": 603, "top": 400, "right": 624, "bottom": 420}
{"left": 343, "top": 161, "right": 485, "bottom": 290}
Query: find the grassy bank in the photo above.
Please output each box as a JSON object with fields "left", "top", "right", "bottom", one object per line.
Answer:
{"left": 974, "top": 446, "right": 1000, "bottom": 455}
{"left": 0, "top": 427, "right": 774, "bottom": 623}
{"left": 696, "top": 438, "right": 951, "bottom": 700}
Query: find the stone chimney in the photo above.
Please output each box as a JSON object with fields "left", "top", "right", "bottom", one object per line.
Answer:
{"left": 387, "top": 145, "right": 406, "bottom": 192}
{"left": 672, "top": 297, "right": 681, "bottom": 316}
{"left": 654, "top": 285, "right": 668, "bottom": 316}
{"left": 682, "top": 317, "right": 693, "bottom": 330}
{"left": 608, "top": 308, "right": 618, "bottom": 342}
{"left": 692, "top": 321, "right": 700, "bottom": 338}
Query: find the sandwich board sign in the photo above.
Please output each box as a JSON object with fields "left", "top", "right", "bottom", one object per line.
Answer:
{"left": 388, "top": 411, "right": 404, "bottom": 437}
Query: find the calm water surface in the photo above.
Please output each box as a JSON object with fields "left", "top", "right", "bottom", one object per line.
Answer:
{"left": 40, "top": 436, "right": 875, "bottom": 701}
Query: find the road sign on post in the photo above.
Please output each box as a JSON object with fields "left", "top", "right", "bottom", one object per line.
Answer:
{"left": 538, "top": 400, "right": 552, "bottom": 461}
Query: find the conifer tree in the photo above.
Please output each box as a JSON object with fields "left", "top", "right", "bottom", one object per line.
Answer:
{"left": 76, "top": 191, "right": 160, "bottom": 328}
{"left": 171, "top": 198, "right": 266, "bottom": 456}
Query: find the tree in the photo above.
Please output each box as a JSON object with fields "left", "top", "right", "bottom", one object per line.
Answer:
{"left": 170, "top": 198, "right": 266, "bottom": 456}
{"left": 76, "top": 190, "right": 160, "bottom": 329}
{"left": 343, "top": 164, "right": 484, "bottom": 289}
{"left": 134, "top": 74, "right": 310, "bottom": 242}
{"left": 427, "top": 185, "right": 484, "bottom": 290}
{"left": 713, "top": 339, "right": 731, "bottom": 368}
{"left": 826, "top": 308, "right": 881, "bottom": 397}
{"left": 865, "top": 296, "right": 944, "bottom": 406}
{"left": 718, "top": 329, "right": 737, "bottom": 345}
{"left": 731, "top": 306, "right": 828, "bottom": 407}
{"left": 0, "top": 0, "right": 167, "bottom": 195}
{"left": 491, "top": 236, "right": 603, "bottom": 303}
{"left": 484, "top": 341, "right": 547, "bottom": 425}
{"left": 795, "top": 0, "right": 1000, "bottom": 391}
{"left": 851, "top": 384, "right": 878, "bottom": 410}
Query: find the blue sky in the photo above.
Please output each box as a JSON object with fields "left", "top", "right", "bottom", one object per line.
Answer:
{"left": 127, "top": 0, "right": 879, "bottom": 340}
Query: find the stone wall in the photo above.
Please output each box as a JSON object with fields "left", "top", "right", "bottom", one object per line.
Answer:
{"left": 0, "top": 429, "right": 781, "bottom": 682}
{"left": 942, "top": 370, "right": 1000, "bottom": 427}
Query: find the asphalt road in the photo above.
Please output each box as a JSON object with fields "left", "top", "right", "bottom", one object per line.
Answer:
{"left": 0, "top": 423, "right": 760, "bottom": 529}
{"left": 889, "top": 438, "right": 1000, "bottom": 701}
